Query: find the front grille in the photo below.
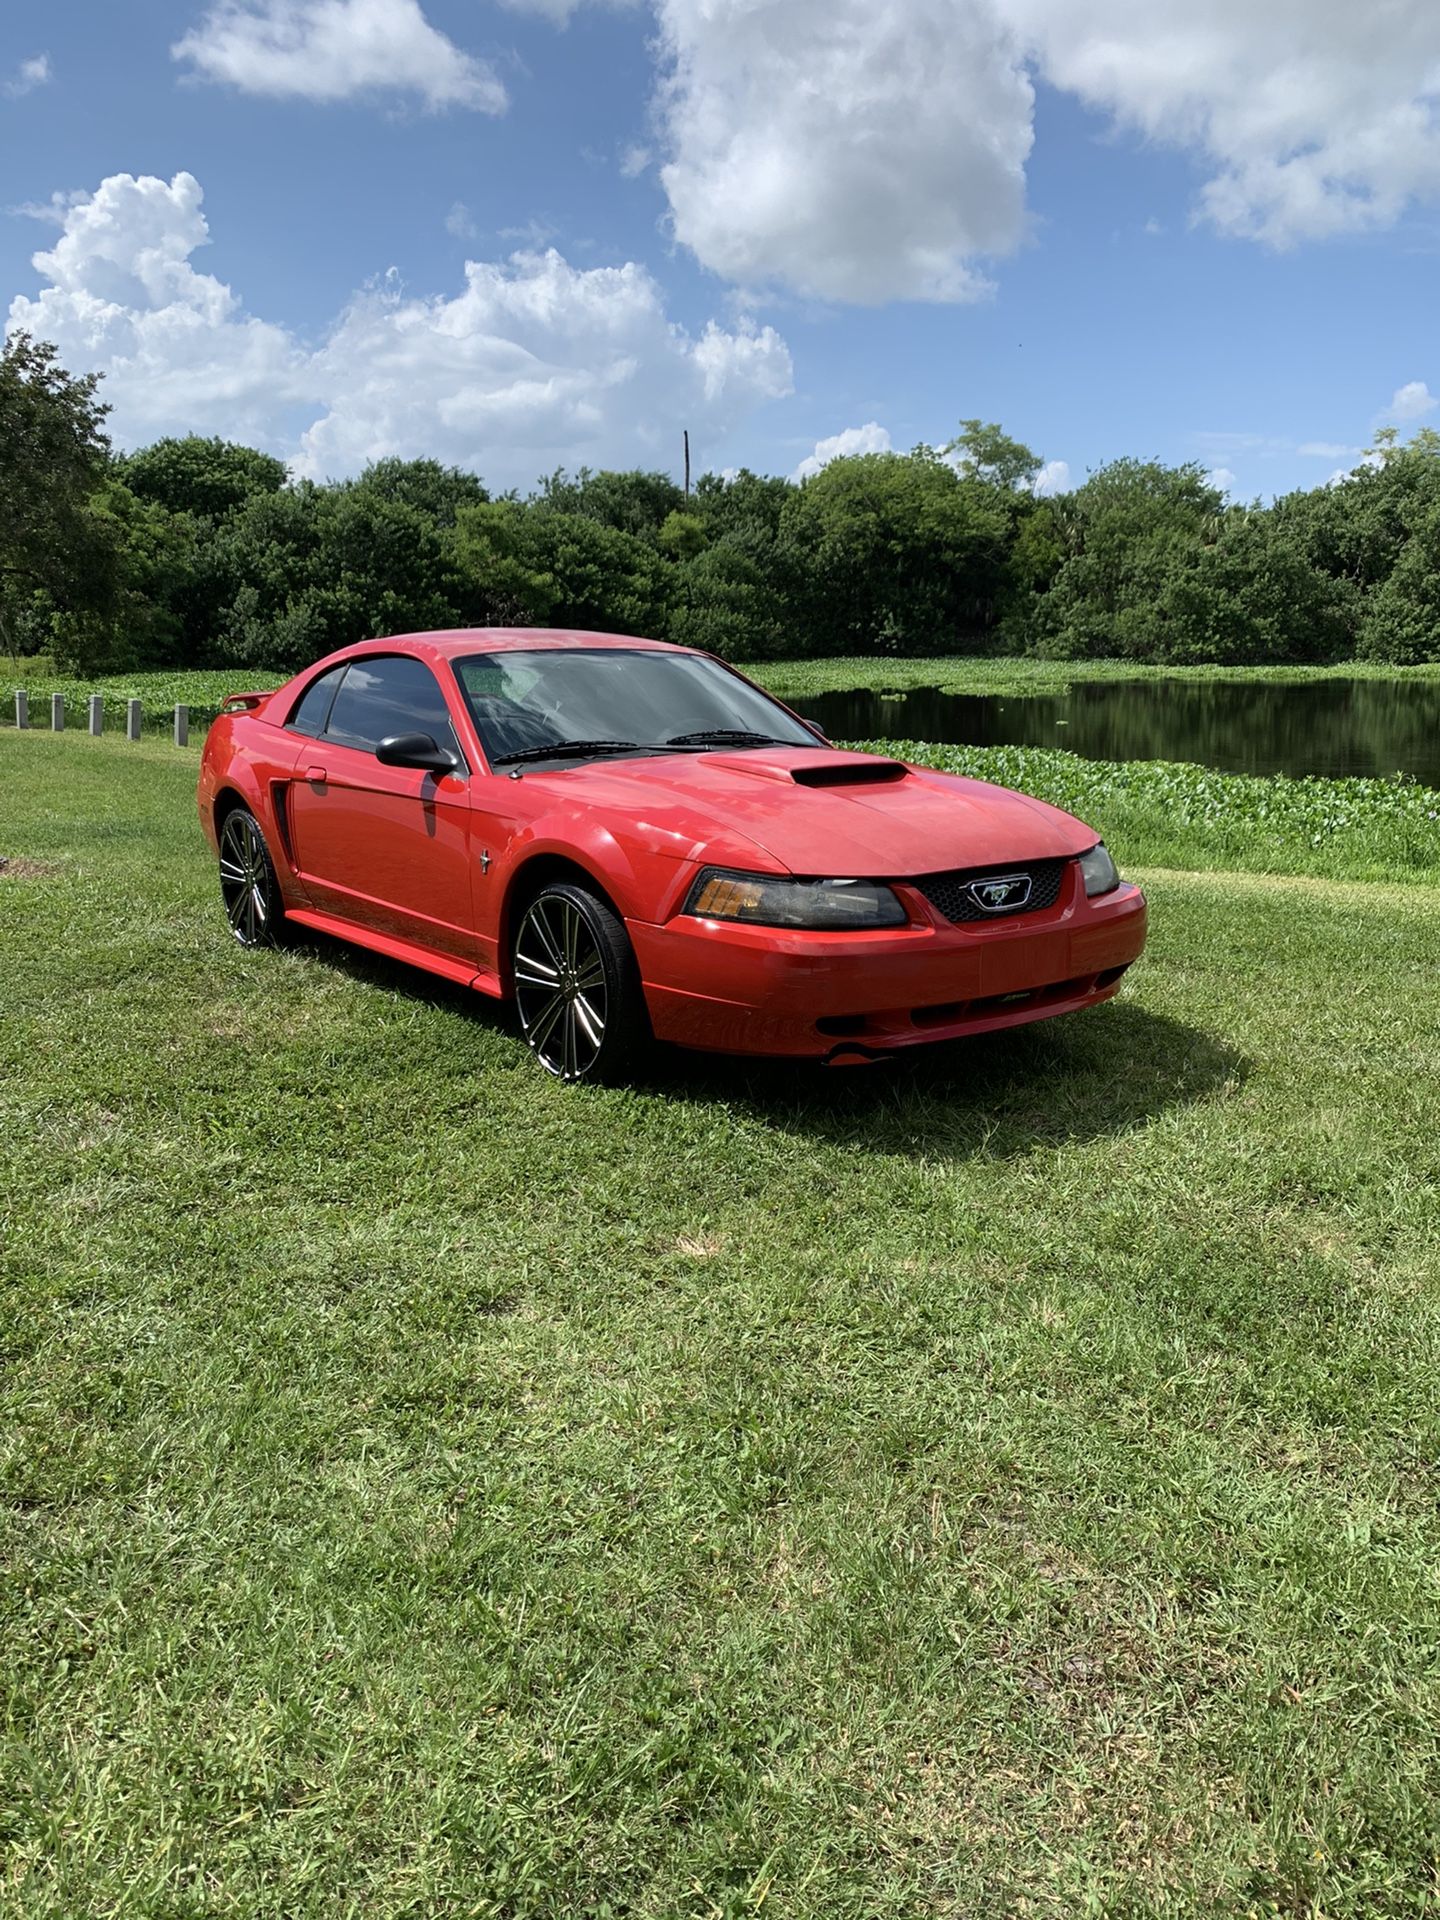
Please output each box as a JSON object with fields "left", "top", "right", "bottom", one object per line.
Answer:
{"left": 913, "top": 856, "right": 1070, "bottom": 925}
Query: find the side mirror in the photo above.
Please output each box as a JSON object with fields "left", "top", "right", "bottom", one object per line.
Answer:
{"left": 376, "top": 731, "right": 461, "bottom": 774}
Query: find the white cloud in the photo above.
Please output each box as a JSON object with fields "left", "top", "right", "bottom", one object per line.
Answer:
{"left": 1032, "top": 458, "right": 1070, "bottom": 495}
{"left": 1006, "top": 0, "right": 1440, "bottom": 247}
{"left": 444, "top": 200, "right": 478, "bottom": 240}
{"left": 1389, "top": 380, "right": 1437, "bottom": 421}
{"left": 172, "top": 0, "right": 505, "bottom": 112}
{"left": 656, "top": 0, "right": 1034, "bottom": 303}
{"left": 619, "top": 144, "right": 651, "bottom": 179}
{"left": 7, "top": 171, "right": 793, "bottom": 490}
{"left": 1297, "top": 441, "right": 1351, "bottom": 459}
{"left": 647, "top": 0, "right": 1440, "bottom": 304}
{"left": 3, "top": 53, "right": 51, "bottom": 97}
{"left": 792, "top": 422, "right": 893, "bottom": 481}
{"left": 1205, "top": 467, "right": 1236, "bottom": 494}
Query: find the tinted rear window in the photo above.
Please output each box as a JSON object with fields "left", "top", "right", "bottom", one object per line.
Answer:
{"left": 287, "top": 665, "right": 346, "bottom": 737}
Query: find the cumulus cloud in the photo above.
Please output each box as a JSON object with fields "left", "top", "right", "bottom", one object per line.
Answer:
{"left": 172, "top": 0, "right": 505, "bottom": 112}
{"left": 1204, "top": 466, "right": 1236, "bottom": 494}
{"left": 649, "top": 0, "right": 1440, "bottom": 303}
{"left": 1032, "top": 458, "right": 1070, "bottom": 496}
{"left": 1389, "top": 380, "right": 1437, "bottom": 421}
{"left": 1009, "top": 0, "right": 1440, "bottom": 247}
{"left": 444, "top": 200, "right": 478, "bottom": 240}
{"left": 7, "top": 171, "right": 793, "bottom": 489}
{"left": 792, "top": 422, "right": 893, "bottom": 481}
{"left": 3, "top": 53, "right": 51, "bottom": 97}
{"left": 656, "top": 0, "right": 1033, "bottom": 303}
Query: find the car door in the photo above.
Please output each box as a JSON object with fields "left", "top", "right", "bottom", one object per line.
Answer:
{"left": 286, "top": 653, "right": 479, "bottom": 962}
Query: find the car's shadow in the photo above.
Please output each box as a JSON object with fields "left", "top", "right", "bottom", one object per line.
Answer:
{"left": 289, "top": 930, "right": 1243, "bottom": 1161}
{"left": 632, "top": 998, "right": 1244, "bottom": 1160}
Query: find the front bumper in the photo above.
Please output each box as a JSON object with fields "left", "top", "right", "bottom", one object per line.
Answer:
{"left": 628, "top": 872, "right": 1147, "bottom": 1061}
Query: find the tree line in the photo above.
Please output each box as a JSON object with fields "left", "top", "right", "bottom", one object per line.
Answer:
{"left": 5, "top": 330, "right": 1440, "bottom": 677}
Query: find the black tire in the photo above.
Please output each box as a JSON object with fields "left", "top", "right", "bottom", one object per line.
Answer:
{"left": 217, "top": 806, "right": 288, "bottom": 948}
{"left": 512, "top": 881, "right": 648, "bottom": 1083}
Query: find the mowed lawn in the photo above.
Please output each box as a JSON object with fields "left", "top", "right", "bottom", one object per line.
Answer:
{"left": 2, "top": 733, "right": 1439, "bottom": 1919}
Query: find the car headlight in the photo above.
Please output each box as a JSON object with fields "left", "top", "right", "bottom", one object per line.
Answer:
{"left": 684, "top": 868, "right": 907, "bottom": 930}
{"left": 1079, "top": 842, "right": 1120, "bottom": 898}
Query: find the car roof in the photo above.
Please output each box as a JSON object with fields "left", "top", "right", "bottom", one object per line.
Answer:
{"left": 356, "top": 628, "right": 683, "bottom": 658}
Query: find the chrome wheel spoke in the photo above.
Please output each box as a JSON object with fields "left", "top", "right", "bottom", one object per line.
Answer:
{"left": 528, "top": 990, "right": 568, "bottom": 1056}
{"left": 514, "top": 959, "right": 559, "bottom": 990}
{"left": 530, "top": 902, "right": 566, "bottom": 971}
{"left": 572, "top": 994, "right": 603, "bottom": 1048}
{"left": 575, "top": 958, "right": 606, "bottom": 992}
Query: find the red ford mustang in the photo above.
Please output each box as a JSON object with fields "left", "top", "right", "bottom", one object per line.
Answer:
{"left": 198, "top": 629, "right": 1147, "bottom": 1081}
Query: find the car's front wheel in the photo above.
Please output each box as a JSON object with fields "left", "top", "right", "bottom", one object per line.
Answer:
{"left": 218, "top": 806, "right": 287, "bottom": 948}
{"left": 512, "top": 881, "right": 647, "bottom": 1082}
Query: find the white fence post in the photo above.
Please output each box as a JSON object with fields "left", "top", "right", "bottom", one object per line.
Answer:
{"left": 14, "top": 690, "right": 27, "bottom": 730}
{"left": 126, "top": 699, "right": 142, "bottom": 742}
{"left": 89, "top": 694, "right": 103, "bottom": 736}
{"left": 173, "top": 704, "right": 189, "bottom": 747}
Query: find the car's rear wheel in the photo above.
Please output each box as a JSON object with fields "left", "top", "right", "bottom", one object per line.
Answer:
{"left": 218, "top": 806, "right": 286, "bottom": 948}
{"left": 512, "top": 881, "right": 646, "bottom": 1082}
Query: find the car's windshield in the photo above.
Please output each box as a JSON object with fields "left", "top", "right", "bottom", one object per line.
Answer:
{"left": 452, "top": 647, "right": 822, "bottom": 766}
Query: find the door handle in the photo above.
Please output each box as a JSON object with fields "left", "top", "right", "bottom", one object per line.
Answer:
{"left": 305, "top": 764, "right": 327, "bottom": 783}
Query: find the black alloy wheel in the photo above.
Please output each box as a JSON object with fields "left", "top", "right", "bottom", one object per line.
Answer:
{"left": 218, "top": 807, "right": 286, "bottom": 947}
{"left": 512, "top": 881, "right": 646, "bottom": 1082}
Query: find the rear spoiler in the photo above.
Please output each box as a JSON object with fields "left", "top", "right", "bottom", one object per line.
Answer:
{"left": 220, "top": 690, "right": 275, "bottom": 715}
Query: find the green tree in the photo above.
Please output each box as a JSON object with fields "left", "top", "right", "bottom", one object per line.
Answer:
{"left": 534, "top": 468, "right": 686, "bottom": 542}
{"left": 1358, "top": 507, "right": 1440, "bottom": 663}
{"left": 1015, "top": 460, "right": 1226, "bottom": 658}
{"left": 945, "top": 419, "right": 1042, "bottom": 493}
{"left": 1153, "top": 514, "right": 1354, "bottom": 664}
{"left": 0, "top": 333, "right": 116, "bottom": 658}
{"left": 352, "top": 457, "right": 488, "bottom": 526}
{"left": 452, "top": 501, "right": 672, "bottom": 637}
{"left": 781, "top": 451, "right": 1011, "bottom": 654}
{"left": 117, "top": 436, "right": 287, "bottom": 520}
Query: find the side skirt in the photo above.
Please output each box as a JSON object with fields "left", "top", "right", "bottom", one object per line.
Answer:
{"left": 285, "top": 907, "right": 503, "bottom": 999}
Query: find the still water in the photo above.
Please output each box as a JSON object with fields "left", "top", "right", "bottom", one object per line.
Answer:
{"left": 794, "top": 678, "right": 1440, "bottom": 788}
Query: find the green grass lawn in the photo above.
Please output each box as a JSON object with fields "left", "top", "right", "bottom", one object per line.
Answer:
{"left": 3, "top": 732, "right": 1440, "bottom": 1917}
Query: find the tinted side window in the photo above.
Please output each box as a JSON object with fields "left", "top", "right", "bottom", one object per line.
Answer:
{"left": 324, "top": 656, "right": 461, "bottom": 757}
{"left": 287, "top": 665, "right": 346, "bottom": 736}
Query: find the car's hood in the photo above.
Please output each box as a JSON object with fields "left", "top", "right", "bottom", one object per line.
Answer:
{"left": 520, "top": 747, "right": 1097, "bottom": 876}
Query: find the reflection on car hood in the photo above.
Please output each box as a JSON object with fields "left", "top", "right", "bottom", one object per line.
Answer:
{"left": 524, "top": 746, "right": 1096, "bottom": 875}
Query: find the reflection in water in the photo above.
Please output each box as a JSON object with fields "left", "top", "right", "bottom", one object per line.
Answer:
{"left": 794, "top": 679, "right": 1440, "bottom": 788}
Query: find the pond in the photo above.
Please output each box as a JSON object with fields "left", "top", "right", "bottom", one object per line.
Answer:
{"left": 793, "top": 678, "right": 1440, "bottom": 788}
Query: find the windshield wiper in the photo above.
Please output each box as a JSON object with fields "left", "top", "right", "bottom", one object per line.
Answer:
{"left": 490, "top": 738, "right": 646, "bottom": 766}
{"left": 664, "top": 727, "right": 813, "bottom": 748}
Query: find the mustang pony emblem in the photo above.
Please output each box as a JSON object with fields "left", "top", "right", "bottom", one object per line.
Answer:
{"left": 967, "top": 873, "right": 1033, "bottom": 913}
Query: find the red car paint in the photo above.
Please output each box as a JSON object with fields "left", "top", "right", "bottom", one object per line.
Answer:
{"left": 198, "top": 628, "right": 1147, "bottom": 1063}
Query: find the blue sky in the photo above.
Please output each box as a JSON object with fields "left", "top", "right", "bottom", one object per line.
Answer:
{"left": 4, "top": 0, "right": 1439, "bottom": 498}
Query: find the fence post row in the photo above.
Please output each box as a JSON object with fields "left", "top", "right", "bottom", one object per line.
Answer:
{"left": 12, "top": 690, "right": 198, "bottom": 745}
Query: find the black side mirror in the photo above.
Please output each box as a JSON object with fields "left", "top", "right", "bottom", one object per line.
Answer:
{"left": 376, "top": 731, "right": 461, "bottom": 774}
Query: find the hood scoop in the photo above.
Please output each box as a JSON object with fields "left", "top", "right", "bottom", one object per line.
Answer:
{"left": 705, "top": 751, "right": 911, "bottom": 787}
{"left": 790, "top": 759, "right": 908, "bottom": 788}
